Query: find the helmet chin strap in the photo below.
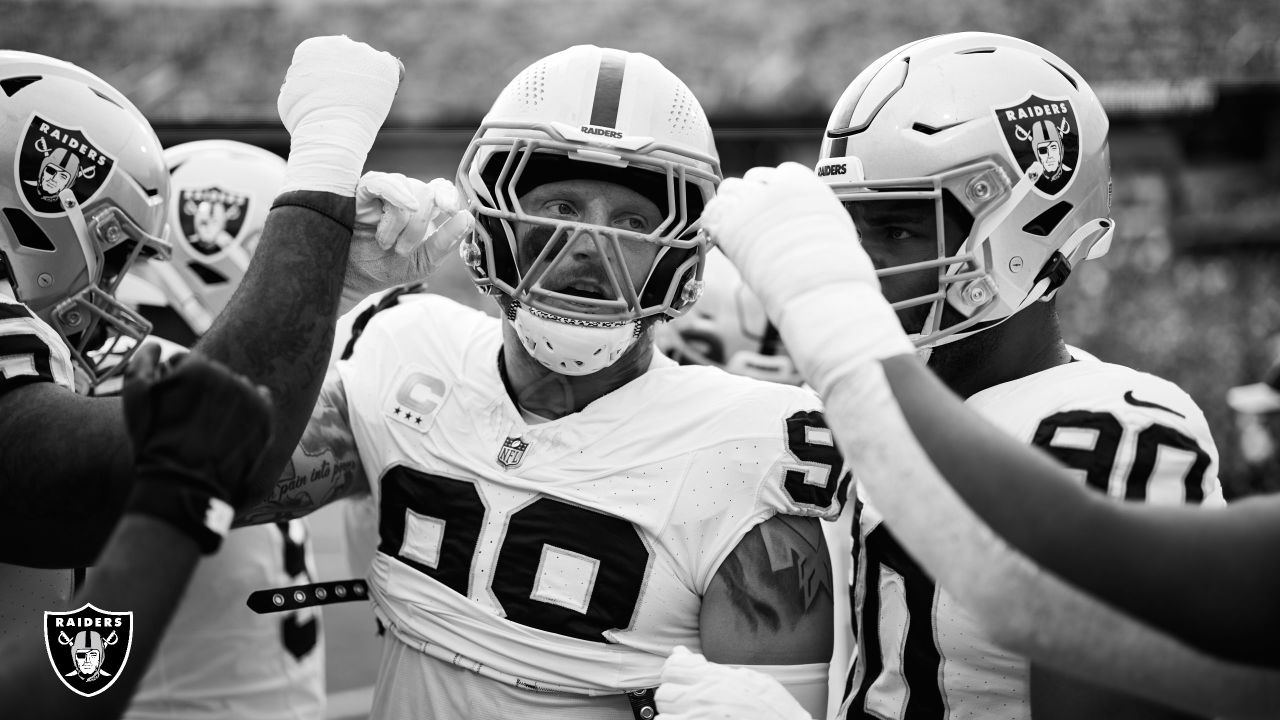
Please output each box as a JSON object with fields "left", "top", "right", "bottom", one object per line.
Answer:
{"left": 510, "top": 303, "right": 640, "bottom": 376}
{"left": 60, "top": 188, "right": 100, "bottom": 286}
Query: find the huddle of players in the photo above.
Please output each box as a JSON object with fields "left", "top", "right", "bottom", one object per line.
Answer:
{"left": 1, "top": 28, "right": 1276, "bottom": 720}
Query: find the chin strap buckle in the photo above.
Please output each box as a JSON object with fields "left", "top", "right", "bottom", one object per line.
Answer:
{"left": 1034, "top": 250, "right": 1072, "bottom": 294}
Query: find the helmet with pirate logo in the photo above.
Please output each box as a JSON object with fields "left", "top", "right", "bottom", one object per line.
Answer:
{"left": 124, "top": 140, "right": 285, "bottom": 339}
{"left": 816, "top": 32, "right": 1114, "bottom": 351}
{"left": 457, "top": 45, "right": 720, "bottom": 376}
{"left": 0, "top": 51, "right": 170, "bottom": 387}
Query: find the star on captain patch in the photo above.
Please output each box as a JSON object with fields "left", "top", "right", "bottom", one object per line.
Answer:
{"left": 496, "top": 437, "right": 530, "bottom": 469}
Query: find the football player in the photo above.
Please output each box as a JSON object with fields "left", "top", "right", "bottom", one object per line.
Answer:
{"left": 665, "top": 32, "right": 1228, "bottom": 720}
{"left": 657, "top": 249, "right": 801, "bottom": 384}
{"left": 102, "top": 140, "right": 326, "bottom": 720}
{"left": 0, "top": 347, "right": 276, "bottom": 720}
{"left": 232, "top": 46, "right": 845, "bottom": 720}
{"left": 0, "top": 36, "right": 461, "bottom": 658}
{"left": 0, "top": 49, "right": 169, "bottom": 654}
{"left": 660, "top": 163, "right": 1280, "bottom": 718}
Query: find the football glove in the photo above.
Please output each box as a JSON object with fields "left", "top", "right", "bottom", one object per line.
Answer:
{"left": 277, "top": 35, "right": 404, "bottom": 196}
{"left": 657, "top": 646, "right": 813, "bottom": 720}
{"left": 703, "top": 162, "right": 914, "bottom": 394}
{"left": 122, "top": 344, "right": 274, "bottom": 553}
{"left": 343, "top": 173, "right": 473, "bottom": 308}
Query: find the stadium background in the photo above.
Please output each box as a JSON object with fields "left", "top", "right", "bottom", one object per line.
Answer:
{"left": 6, "top": 0, "right": 1280, "bottom": 716}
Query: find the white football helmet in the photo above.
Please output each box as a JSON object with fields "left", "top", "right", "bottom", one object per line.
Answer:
{"left": 457, "top": 45, "right": 720, "bottom": 375}
{"left": 134, "top": 140, "right": 286, "bottom": 337}
{"left": 658, "top": 250, "right": 800, "bottom": 384}
{"left": 817, "top": 32, "right": 1115, "bottom": 350}
{"left": 0, "top": 52, "right": 170, "bottom": 386}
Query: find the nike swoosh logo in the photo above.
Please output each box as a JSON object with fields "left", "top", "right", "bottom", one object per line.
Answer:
{"left": 1123, "top": 390, "right": 1186, "bottom": 419}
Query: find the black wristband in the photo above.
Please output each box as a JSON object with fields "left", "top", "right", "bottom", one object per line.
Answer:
{"left": 270, "top": 190, "right": 356, "bottom": 232}
{"left": 124, "top": 479, "right": 233, "bottom": 555}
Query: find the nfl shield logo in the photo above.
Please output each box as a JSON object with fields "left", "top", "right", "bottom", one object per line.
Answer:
{"left": 497, "top": 437, "right": 530, "bottom": 469}
{"left": 44, "top": 603, "right": 133, "bottom": 697}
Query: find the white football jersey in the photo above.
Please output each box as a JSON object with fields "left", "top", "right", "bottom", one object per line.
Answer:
{"left": 0, "top": 287, "right": 75, "bottom": 394}
{"left": 122, "top": 521, "right": 325, "bottom": 720}
{"left": 0, "top": 288, "right": 77, "bottom": 647}
{"left": 336, "top": 295, "right": 844, "bottom": 719}
{"left": 841, "top": 350, "right": 1223, "bottom": 720}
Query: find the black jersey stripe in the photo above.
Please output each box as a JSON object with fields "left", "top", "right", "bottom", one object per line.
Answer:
{"left": 0, "top": 332, "right": 54, "bottom": 382}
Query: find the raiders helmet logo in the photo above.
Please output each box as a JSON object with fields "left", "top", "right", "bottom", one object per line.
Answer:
{"left": 17, "top": 115, "right": 116, "bottom": 216}
{"left": 994, "top": 95, "right": 1080, "bottom": 197}
{"left": 178, "top": 186, "right": 250, "bottom": 257}
{"left": 43, "top": 604, "right": 133, "bottom": 697}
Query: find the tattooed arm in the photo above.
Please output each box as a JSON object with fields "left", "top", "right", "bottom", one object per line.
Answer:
{"left": 234, "top": 366, "right": 370, "bottom": 526}
{"left": 700, "top": 514, "right": 834, "bottom": 718}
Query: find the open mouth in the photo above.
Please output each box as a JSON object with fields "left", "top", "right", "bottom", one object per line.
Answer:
{"left": 557, "top": 280, "right": 614, "bottom": 301}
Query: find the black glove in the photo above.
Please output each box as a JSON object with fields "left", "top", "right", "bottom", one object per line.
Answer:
{"left": 122, "top": 345, "right": 274, "bottom": 553}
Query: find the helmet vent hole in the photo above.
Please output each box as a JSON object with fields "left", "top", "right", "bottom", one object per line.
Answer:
{"left": 186, "top": 261, "right": 229, "bottom": 286}
{"left": 956, "top": 47, "right": 996, "bottom": 55}
{"left": 1022, "top": 202, "right": 1073, "bottom": 237}
{"left": 1044, "top": 61, "right": 1080, "bottom": 90}
{"left": 669, "top": 84, "right": 696, "bottom": 134}
{"left": 0, "top": 75, "right": 40, "bottom": 97}
{"left": 911, "top": 121, "right": 964, "bottom": 136}
{"left": 90, "top": 89, "right": 124, "bottom": 109}
{"left": 516, "top": 61, "right": 549, "bottom": 109}
{"left": 2, "top": 208, "right": 55, "bottom": 251}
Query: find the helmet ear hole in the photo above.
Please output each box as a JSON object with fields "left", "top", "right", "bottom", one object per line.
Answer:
{"left": 641, "top": 245, "right": 699, "bottom": 312}
{"left": 3, "top": 208, "right": 55, "bottom": 251}
{"left": 1022, "top": 202, "right": 1073, "bottom": 237}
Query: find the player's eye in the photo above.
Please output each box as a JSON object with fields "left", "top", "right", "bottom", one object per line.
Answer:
{"left": 542, "top": 201, "right": 578, "bottom": 219}
{"left": 884, "top": 226, "right": 915, "bottom": 242}
{"left": 615, "top": 214, "right": 650, "bottom": 232}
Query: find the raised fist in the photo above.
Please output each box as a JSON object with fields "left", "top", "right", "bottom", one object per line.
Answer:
{"left": 277, "top": 35, "right": 404, "bottom": 196}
